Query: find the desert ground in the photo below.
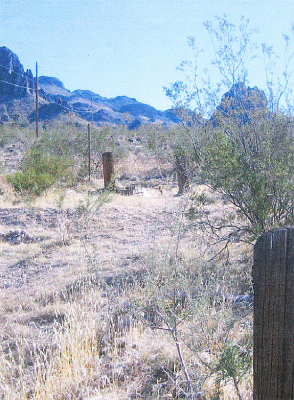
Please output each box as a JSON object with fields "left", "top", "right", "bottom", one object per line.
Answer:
{"left": 0, "top": 139, "right": 253, "bottom": 399}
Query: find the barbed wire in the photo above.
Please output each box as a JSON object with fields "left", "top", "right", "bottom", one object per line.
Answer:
{"left": 0, "top": 78, "right": 33, "bottom": 90}
{"left": 0, "top": 76, "right": 96, "bottom": 118}
{"left": 0, "top": 64, "right": 100, "bottom": 115}
{"left": 41, "top": 92, "right": 79, "bottom": 113}
{"left": 0, "top": 58, "right": 94, "bottom": 124}
{"left": 0, "top": 63, "right": 34, "bottom": 81}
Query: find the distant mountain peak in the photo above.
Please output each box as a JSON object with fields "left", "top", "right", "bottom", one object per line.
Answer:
{"left": 39, "top": 76, "right": 66, "bottom": 89}
{"left": 211, "top": 82, "right": 268, "bottom": 125}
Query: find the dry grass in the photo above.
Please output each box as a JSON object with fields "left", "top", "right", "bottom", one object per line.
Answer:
{"left": 0, "top": 149, "right": 253, "bottom": 399}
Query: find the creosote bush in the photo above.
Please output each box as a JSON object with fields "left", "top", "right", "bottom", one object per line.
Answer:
{"left": 7, "top": 167, "right": 55, "bottom": 196}
{"left": 164, "top": 15, "right": 294, "bottom": 244}
{"left": 200, "top": 113, "right": 294, "bottom": 238}
{"left": 7, "top": 149, "right": 74, "bottom": 196}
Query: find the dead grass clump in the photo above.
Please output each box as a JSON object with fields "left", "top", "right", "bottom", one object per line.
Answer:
{"left": 24, "top": 289, "right": 190, "bottom": 399}
{"left": 0, "top": 341, "right": 33, "bottom": 400}
{"left": 32, "top": 304, "right": 101, "bottom": 400}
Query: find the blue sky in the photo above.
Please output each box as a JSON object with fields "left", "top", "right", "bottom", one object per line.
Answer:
{"left": 1, "top": 0, "right": 294, "bottom": 110}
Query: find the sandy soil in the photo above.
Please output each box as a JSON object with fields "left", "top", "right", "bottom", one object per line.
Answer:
{"left": 0, "top": 183, "right": 195, "bottom": 348}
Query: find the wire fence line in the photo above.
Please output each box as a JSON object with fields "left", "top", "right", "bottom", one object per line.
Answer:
{"left": 0, "top": 65, "right": 98, "bottom": 112}
{"left": 0, "top": 65, "right": 109, "bottom": 125}
{"left": 0, "top": 76, "right": 82, "bottom": 117}
{"left": 0, "top": 78, "right": 33, "bottom": 91}
{"left": 0, "top": 63, "right": 34, "bottom": 81}
{"left": 0, "top": 64, "right": 100, "bottom": 115}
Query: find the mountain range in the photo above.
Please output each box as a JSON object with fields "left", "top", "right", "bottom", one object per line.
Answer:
{"left": 0, "top": 46, "right": 269, "bottom": 130}
{"left": 0, "top": 46, "right": 179, "bottom": 128}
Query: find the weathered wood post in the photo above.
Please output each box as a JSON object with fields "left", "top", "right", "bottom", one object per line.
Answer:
{"left": 253, "top": 227, "right": 294, "bottom": 400}
{"left": 102, "top": 152, "right": 114, "bottom": 189}
{"left": 175, "top": 153, "right": 189, "bottom": 196}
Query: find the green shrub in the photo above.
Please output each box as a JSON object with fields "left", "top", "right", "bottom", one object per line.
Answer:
{"left": 7, "top": 168, "right": 56, "bottom": 196}
{"left": 7, "top": 149, "right": 74, "bottom": 196}
{"left": 21, "top": 149, "right": 73, "bottom": 176}
{"left": 200, "top": 116, "right": 294, "bottom": 237}
{"left": 216, "top": 343, "right": 252, "bottom": 382}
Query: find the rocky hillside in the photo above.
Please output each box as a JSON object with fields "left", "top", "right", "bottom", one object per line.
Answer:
{"left": 0, "top": 46, "right": 178, "bottom": 128}
{"left": 211, "top": 81, "right": 268, "bottom": 125}
{"left": 0, "top": 47, "right": 34, "bottom": 100}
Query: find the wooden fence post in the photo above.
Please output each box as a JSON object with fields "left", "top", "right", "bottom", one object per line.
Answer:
{"left": 102, "top": 152, "right": 114, "bottom": 189}
{"left": 253, "top": 227, "right": 294, "bottom": 399}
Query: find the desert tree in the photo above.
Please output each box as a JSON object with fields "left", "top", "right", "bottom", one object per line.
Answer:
{"left": 165, "top": 15, "right": 294, "bottom": 241}
{"left": 262, "top": 25, "right": 294, "bottom": 113}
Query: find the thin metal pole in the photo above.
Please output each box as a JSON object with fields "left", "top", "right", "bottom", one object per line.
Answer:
{"left": 88, "top": 123, "right": 91, "bottom": 181}
{"left": 35, "top": 62, "right": 39, "bottom": 138}
{"left": 91, "top": 96, "right": 94, "bottom": 129}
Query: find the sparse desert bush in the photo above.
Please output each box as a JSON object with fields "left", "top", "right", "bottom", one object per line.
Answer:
{"left": 131, "top": 259, "right": 251, "bottom": 398}
{"left": 214, "top": 342, "right": 252, "bottom": 398}
{"left": 7, "top": 167, "right": 56, "bottom": 196}
{"left": 35, "top": 125, "right": 128, "bottom": 161}
{"left": 21, "top": 148, "right": 73, "bottom": 177}
{"left": 6, "top": 148, "right": 74, "bottom": 196}
{"left": 115, "top": 199, "right": 254, "bottom": 398}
